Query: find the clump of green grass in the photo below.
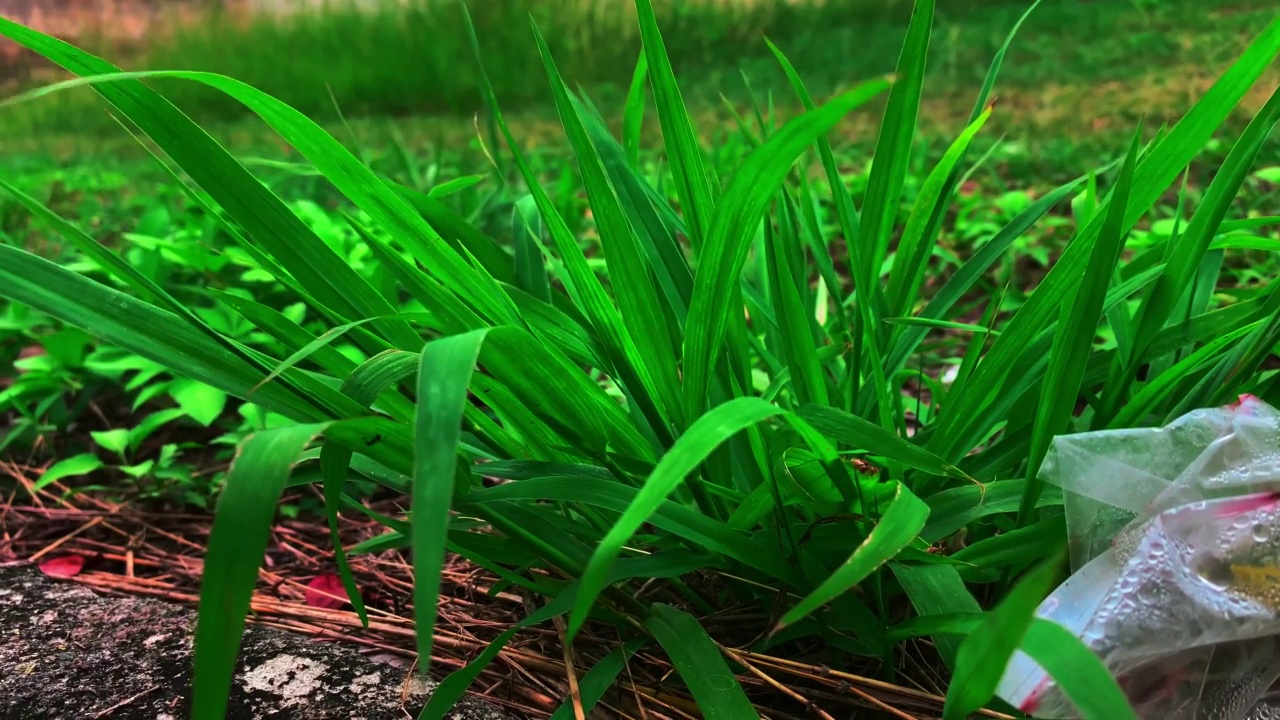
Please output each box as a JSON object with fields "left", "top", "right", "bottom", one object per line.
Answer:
{"left": 3, "top": 0, "right": 1280, "bottom": 717}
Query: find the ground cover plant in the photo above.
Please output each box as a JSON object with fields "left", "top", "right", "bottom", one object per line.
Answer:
{"left": 3, "top": 0, "right": 1280, "bottom": 717}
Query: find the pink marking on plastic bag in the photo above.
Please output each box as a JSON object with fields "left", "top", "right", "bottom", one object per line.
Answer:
{"left": 1213, "top": 491, "right": 1280, "bottom": 518}
{"left": 1019, "top": 676, "right": 1054, "bottom": 714}
{"left": 1228, "top": 393, "right": 1260, "bottom": 411}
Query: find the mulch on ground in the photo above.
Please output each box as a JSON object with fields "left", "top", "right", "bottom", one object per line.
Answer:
{"left": 0, "top": 459, "right": 1008, "bottom": 720}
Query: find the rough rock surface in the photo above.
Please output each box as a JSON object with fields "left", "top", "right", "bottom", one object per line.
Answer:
{"left": 0, "top": 564, "right": 507, "bottom": 720}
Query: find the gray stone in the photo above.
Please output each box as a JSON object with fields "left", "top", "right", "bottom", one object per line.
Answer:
{"left": 0, "top": 564, "right": 506, "bottom": 720}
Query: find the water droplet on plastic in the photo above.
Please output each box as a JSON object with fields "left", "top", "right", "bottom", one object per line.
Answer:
{"left": 1134, "top": 590, "right": 1152, "bottom": 608}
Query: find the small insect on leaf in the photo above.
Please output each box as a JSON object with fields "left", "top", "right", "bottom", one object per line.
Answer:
{"left": 38, "top": 554, "right": 86, "bottom": 579}
{"left": 305, "top": 573, "right": 352, "bottom": 609}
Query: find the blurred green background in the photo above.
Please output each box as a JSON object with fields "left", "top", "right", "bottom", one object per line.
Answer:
{"left": 6, "top": 0, "right": 1277, "bottom": 164}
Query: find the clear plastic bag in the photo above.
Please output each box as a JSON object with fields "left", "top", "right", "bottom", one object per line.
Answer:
{"left": 997, "top": 395, "right": 1280, "bottom": 719}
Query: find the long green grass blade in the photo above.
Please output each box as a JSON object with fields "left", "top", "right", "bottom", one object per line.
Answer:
{"left": 1020, "top": 133, "right": 1139, "bottom": 524}
{"left": 630, "top": 0, "right": 715, "bottom": 252}
{"left": 623, "top": 50, "right": 648, "bottom": 168}
{"left": 412, "top": 329, "right": 489, "bottom": 671}
{"left": 319, "top": 443, "right": 369, "bottom": 626}
{"left": 1103, "top": 86, "right": 1280, "bottom": 419}
{"left": 932, "top": 15, "right": 1280, "bottom": 461}
{"left": 943, "top": 555, "right": 1062, "bottom": 720}
{"left": 569, "top": 397, "right": 785, "bottom": 639}
{"left": 0, "top": 245, "right": 324, "bottom": 421}
{"left": 764, "top": 203, "right": 828, "bottom": 407}
{"left": 644, "top": 604, "right": 757, "bottom": 719}
{"left": 192, "top": 423, "right": 327, "bottom": 719}
{"left": 885, "top": 106, "right": 992, "bottom": 321}
{"left": 862, "top": 0, "right": 934, "bottom": 277}
{"left": 1020, "top": 619, "right": 1138, "bottom": 720}
{"left": 534, "top": 23, "right": 683, "bottom": 432}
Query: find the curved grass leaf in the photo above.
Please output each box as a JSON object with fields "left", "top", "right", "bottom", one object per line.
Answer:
{"left": 1109, "top": 320, "right": 1263, "bottom": 427}
{"left": 568, "top": 396, "right": 785, "bottom": 640}
{"left": 777, "top": 483, "right": 929, "bottom": 629}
